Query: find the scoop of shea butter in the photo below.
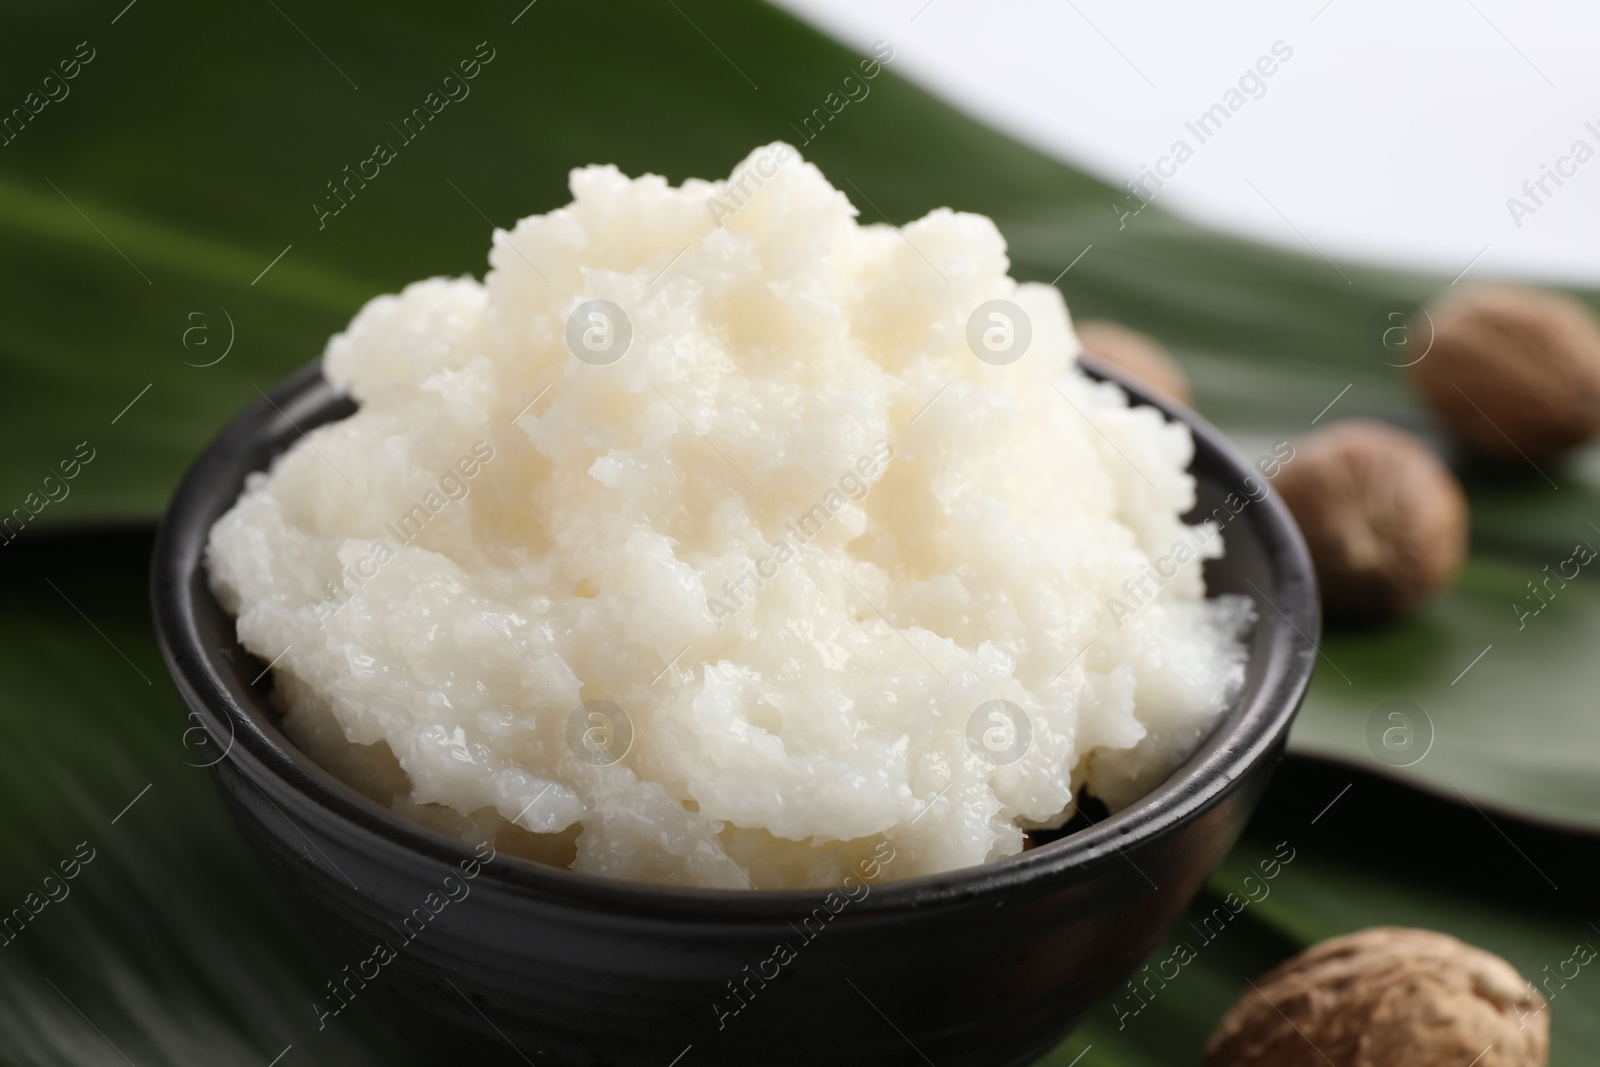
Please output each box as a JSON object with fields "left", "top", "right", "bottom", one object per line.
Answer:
{"left": 206, "top": 143, "right": 1252, "bottom": 889}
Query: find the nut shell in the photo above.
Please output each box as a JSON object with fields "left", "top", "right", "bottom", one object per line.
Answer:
{"left": 1410, "top": 286, "right": 1600, "bottom": 462}
{"left": 1203, "top": 927, "right": 1548, "bottom": 1067}
{"left": 1273, "top": 420, "right": 1466, "bottom": 620}
{"left": 1076, "top": 319, "right": 1191, "bottom": 406}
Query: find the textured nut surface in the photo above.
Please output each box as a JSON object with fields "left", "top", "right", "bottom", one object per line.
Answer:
{"left": 1273, "top": 420, "right": 1466, "bottom": 620}
{"left": 1410, "top": 285, "right": 1600, "bottom": 462}
{"left": 1076, "top": 319, "right": 1192, "bottom": 406}
{"left": 1204, "top": 927, "right": 1548, "bottom": 1067}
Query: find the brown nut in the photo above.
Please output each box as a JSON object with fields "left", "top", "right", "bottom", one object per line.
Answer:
{"left": 1203, "top": 927, "right": 1548, "bottom": 1067}
{"left": 1273, "top": 420, "right": 1466, "bottom": 621}
{"left": 1076, "top": 319, "right": 1191, "bottom": 406}
{"left": 1410, "top": 285, "right": 1600, "bottom": 463}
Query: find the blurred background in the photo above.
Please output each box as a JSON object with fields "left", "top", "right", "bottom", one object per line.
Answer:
{"left": 779, "top": 0, "right": 1600, "bottom": 283}
{"left": 1, "top": 1, "right": 1596, "bottom": 1064}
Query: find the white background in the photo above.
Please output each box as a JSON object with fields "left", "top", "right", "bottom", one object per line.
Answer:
{"left": 770, "top": 0, "right": 1600, "bottom": 286}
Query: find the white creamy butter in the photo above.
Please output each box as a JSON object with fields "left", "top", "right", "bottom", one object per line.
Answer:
{"left": 206, "top": 144, "right": 1251, "bottom": 889}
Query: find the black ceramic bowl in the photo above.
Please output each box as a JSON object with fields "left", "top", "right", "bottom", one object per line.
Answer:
{"left": 152, "top": 359, "right": 1317, "bottom": 1067}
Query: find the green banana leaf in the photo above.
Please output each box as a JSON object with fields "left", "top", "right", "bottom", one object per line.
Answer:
{"left": 3, "top": 1, "right": 1599, "bottom": 1063}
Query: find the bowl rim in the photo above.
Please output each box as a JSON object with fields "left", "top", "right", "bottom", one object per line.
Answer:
{"left": 151, "top": 358, "right": 1319, "bottom": 918}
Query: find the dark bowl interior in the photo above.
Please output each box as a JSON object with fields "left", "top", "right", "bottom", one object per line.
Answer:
{"left": 152, "top": 359, "right": 1317, "bottom": 1066}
